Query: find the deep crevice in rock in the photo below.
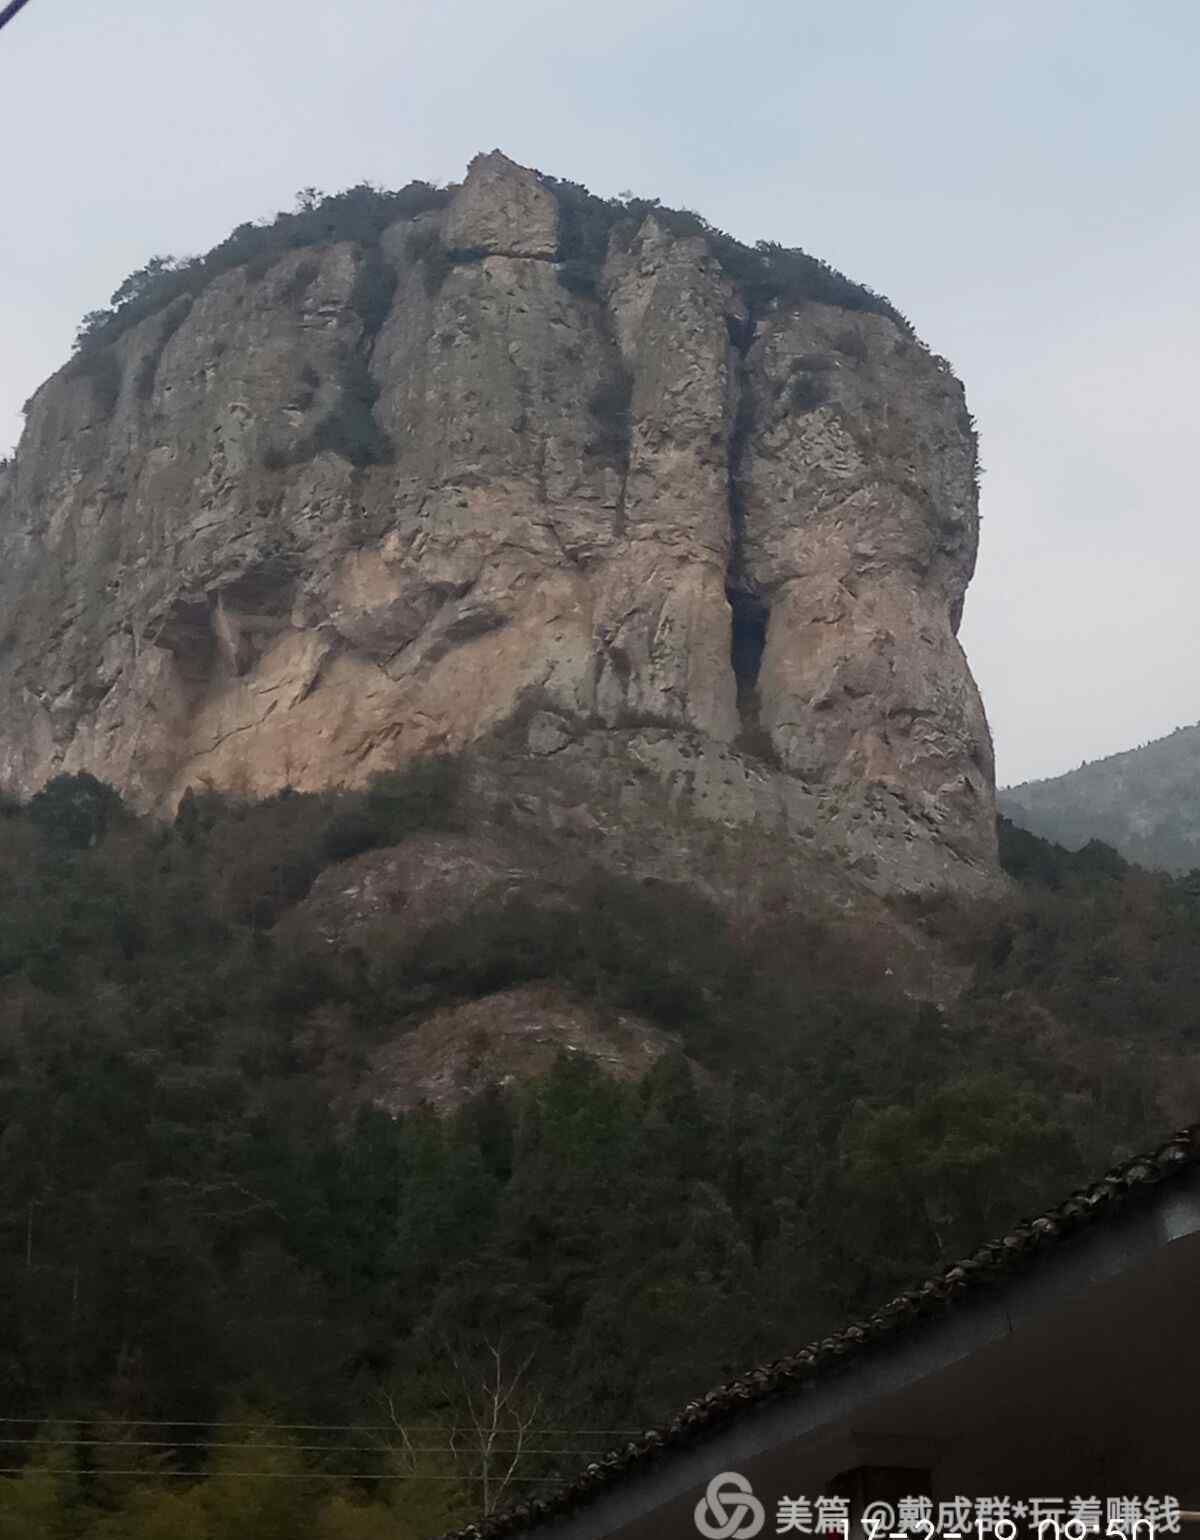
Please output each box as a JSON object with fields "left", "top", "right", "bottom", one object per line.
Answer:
{"left": 724, "top": 307, "right": 771, "bottom": 746}
{"left": 728, "top": 587, "right": 767, "bottom": 714}
{"left": 585, "top": 275, "right": 633, "bottom": 536}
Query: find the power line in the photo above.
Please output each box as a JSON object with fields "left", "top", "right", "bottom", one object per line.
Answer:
{"left": 0, "top": 1467, "right": 573, "bottom": 1482}
{"left": 0, "top": 0, "right": 34, "bottom": 36}
{"left": 0, "top": 1437, "right": 609, "bottom": 1456}
{"left": 0, "top": 1416, "right": 639, "bottom": 1436}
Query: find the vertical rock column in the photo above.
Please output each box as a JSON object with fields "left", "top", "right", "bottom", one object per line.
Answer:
{"left": 738, "top": 304, "right": 996, "bottom": 864}
{"left": 362, "top": 151, "right": 613, "bottom": 755}
{"left": 596, "top": 218, "right": 744, "bottom": 741}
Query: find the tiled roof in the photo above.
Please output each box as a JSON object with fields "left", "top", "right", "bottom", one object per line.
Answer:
{"left": 446, "top": 1123, "right": 1200, "bottom": 1540}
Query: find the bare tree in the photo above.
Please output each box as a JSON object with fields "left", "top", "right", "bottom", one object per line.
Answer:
{"left": 379, "top": 1339, "right": 544, "bottom": 1517}
{"left": 448, "top": 1338, "right": 543, "bottom": 1516}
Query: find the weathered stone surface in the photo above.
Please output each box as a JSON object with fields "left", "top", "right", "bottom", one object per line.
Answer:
{"left": 361, "top": 984, "right": 689, "bottom": 1115}
{"left": 0, "top": 152, "right": 997, "bottom": 893}
{"left": 737, "top": 306, "right": 994, "bottom": 871}
{"left": 443, "top": 150, "right": 559, "bottom": 259}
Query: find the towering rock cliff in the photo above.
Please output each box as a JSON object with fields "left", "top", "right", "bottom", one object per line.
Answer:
{"left": 0, "top": 152, "right": 996, "bottom": 893}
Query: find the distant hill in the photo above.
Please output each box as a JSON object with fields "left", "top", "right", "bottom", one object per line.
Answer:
{"left": 1000, "top": 723, "right": 1200, "bottom": 873}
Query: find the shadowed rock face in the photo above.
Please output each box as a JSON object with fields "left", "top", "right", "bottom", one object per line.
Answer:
{"left": 0, "top": 151, "right": 997, "bottom": 893}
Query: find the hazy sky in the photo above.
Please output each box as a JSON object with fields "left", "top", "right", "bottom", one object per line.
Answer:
{"left": 2, "top": 0, "right": 1197, "bottom": 785}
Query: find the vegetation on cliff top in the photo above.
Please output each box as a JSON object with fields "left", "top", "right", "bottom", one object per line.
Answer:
{"left": 543, "top": 173, "right": 915, "bottom": 333}
{"left": 1, "top": 763, "right": 1198, "bottom": 1533}
{"left": 62, "top": 167, "right": 915, "bottom": 382}
{"left": 66, "top": 183, "right": 451, "bottom": 364}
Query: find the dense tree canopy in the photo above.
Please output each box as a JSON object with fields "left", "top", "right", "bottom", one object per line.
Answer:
{"left": 0, "top": 772, "right": 1196, "bottom": 1535}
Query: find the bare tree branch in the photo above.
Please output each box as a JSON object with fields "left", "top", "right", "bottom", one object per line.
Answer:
{"left": 442, "top": 1335, "right": 543, "bottom": 1515}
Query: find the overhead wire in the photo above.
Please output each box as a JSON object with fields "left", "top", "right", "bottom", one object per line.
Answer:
{"left": 0, "top": 1413, "right": 638, "bottom": 1482}
{"left": 0, "top": 1437, "right": 610, "bottom": 1456}
{"left": 0, "top": 1416, "right": 640, "bottom": 1436}
{"left": 0, "top": 1467, "right": 574, "bottom": 1481}
{"left": 0, "top": 0, "right": 34, "bottom": 36}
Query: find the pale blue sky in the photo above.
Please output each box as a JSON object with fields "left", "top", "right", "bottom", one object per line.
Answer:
{"left": 2, "top": 0, "right": 1197, "bottom": 783}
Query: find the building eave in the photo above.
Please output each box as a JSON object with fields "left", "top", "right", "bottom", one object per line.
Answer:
{"left": 442, "top": 1123, "right": 1200, "bottom": 1540}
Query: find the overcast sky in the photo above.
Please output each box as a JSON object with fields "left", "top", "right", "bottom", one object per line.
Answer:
{"left": 2, "top": 0, "right": 1196, "bottom": 786}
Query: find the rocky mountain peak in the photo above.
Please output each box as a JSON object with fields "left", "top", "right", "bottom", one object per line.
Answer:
{"left": 444, "top": 150, "right": 559, "bottom": 258}
{"left": 0, "top": 152, "right": 997, "bottom": 895}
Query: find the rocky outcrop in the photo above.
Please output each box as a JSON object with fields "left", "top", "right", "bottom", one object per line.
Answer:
{"left": 361, "top": 984, "right": 690, "bottom": 1115}
{"left": 0, "top": 150, "right": 997, "bottom": 893}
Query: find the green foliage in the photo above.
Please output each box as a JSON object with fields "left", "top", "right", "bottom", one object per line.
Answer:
{"left": 134, "top": 294, "right": 193, "bottom": 400}
{"left": 198, "top": 1425, "right": 311, "bottom": 1540}
{"left": 309, "top": 352, "right": 391, "bottom": 467}
{"left": 1000, "top": 722, "right": 1200, "bottom": 874}
{"left": 732, "top": 239, "right": 912, "bottom": 331}
{"left": 66, "top": 164, "right": 927, "bottom": 474}
{"left": 541, "top": 173, "right": 913, "bottom": 333}
{"left": 321, "top": 758, "right": 465, "bottom": 861}
{"left": 996, "top": 817, "right": 1119, "bottom": 888}
{"left": 280, "top": 257, "right": 320, "bottom": 307}
{"left": 87, "top": 1485, "right": 210, "bottom": 1539}
{"left": 245, "top": 250, "right": 276, "bottom": 282}
{"left": 70, "top": 345, "right": 123, "bottom": 417}
{"left": 365, "top": 756, "right": 465, "bottom": 835}
{"left": 164, "top": 769, "right": 453, "bottom": 930}
{"left": 28, "top": 772, "right": 129, "bottom": 850}
{"left": 837, "top": 1075, "right": 1076, "bottom": 1289}
{"left": 555, "top": 258, "right": 602, "bottom": 296}
{"left": 110, "top": 254, "right": 180, "bottom": 312}
{"left": 265, "top": 353, "right": 393, "bottom": 472}
{"left": 405, "top": 227, "right": 454, "bottom": 296}
{"left": 349, "top": 246, "right": 398, "bottom": 334}
{"left": 267, "top": 244, "right": 398, "bottom": 471}
{"left": 1, "top": 777, "right": 1198, "bottom": 1534}
{"left": 395, "top": 223, "right": 484, "bottom": 298}
{"left": 370, "top": 873, "right": 774, "bottom": 1055}
{"left": 0, "top": 1427, "right": 79, "bottom": 1539}
{"left": 71, "top": 182, "right": 450, "bottom": 359}
{"left": 783, "top": 372, "right": 830, "bottom": 412}
{"left": 544, "top": 177, "right": 617, "bottom": 263}
{"left": 587, "top": 366, "right": 633, "bottom": 458}
{"left": 0, "top": 1411, "right": 473, "bottom": 1537}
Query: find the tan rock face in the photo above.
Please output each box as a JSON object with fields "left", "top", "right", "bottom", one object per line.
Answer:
{"left": 442, "top": 150, "right": 559, "bottom": 259}
{"left": 362, "top": 984, "right": 690, "bottom": 1115}
{"left": 0, "top": 153, "right": 997, "bottom": 892}
{"left": 737, "top": 307, "right": 994, "bottom": 868}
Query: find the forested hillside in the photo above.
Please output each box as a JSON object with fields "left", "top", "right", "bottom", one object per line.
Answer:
{"left": 1001, "top": 722, "right": 1200, "bottom": 872}
{"left": 2, "top": 768, "right": 1199, "bottom": 1536}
